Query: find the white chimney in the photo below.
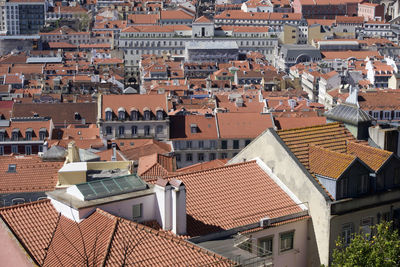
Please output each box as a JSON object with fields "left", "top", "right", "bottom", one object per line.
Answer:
{"left": 154, "top": 179, "right": 173, "bottom": 231}
{"left": 111, "top": 142, "right": 117, "bottom": 161}
{"left": 170, "top": 179, "right": 186, "bottom": 235}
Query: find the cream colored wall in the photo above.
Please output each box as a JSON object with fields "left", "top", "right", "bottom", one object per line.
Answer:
{"left": 87, "top": 161, "right": 131, "bottom": 171}
{"left": 58, "top": 171, "right": 86, "bottom": 186}
{"left": 388, "top": 75, "right": 400, "bottom": 89}
{"left": 248, "top": 218, "right": 309, "bottom": 267}
{"left": 229, "top": 129, "right": 332, "bottom": 266}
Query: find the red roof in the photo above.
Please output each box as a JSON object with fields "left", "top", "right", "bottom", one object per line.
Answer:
{"left": 0, "top": 201, "right": 232, "bottom": 266}
{"left": 168, "top": 161, "right": 303, "bottom": 236}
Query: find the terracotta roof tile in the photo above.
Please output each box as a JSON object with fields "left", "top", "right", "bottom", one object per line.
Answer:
{"left": 0, "top": 155, "right": 63, "bottom": 194}
{"left": 167, "top": 161, "right": 303, "bottom": 236}
{"left": 177, "top": 159, "right": 228, "bottom": 173}
{"left": 346, "top": 141, "right": 392, "bottom": 172}
{"left": 0, "top": 199, "right": 60, "bottom": 265}
{"left": 170, "top": 115, "right": 219, "bottom": 140}
{"left": 216, "top": 112, "right": 274, "bottom": 139}
{"left": 274, "top": 116, "right": 326, "bottom": 130}
{"left": 118, "top": 139, "right": 172, "bottom": 161}
{"left": 309, "top": 145, "right": 356, "bottom": 179}
{"left": 277, "top": 122, "right": 355, "bottom": 170}
{"left": 138, "top": 153, "right": 175, "bottom": 181}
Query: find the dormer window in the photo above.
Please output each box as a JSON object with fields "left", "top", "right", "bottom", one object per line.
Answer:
{"left": 130, "top": 108, "right": 138, "bottom": 121}
{"left": 143, "top": 108, "right": 151, "bottom": 120}
{"left": 118, "top": 107, "right": 126, "bottom": 121}
{"left": 7, "top": 164, "right": 16, "bottom": 173}
{"left": 105, "top": 107, "right": 113, "bottom": 121}
{"left": 25, "top": 128, "right": 33, "bottom": 141}
{"left": 74, "top": 112, "right": 81, "bottom": 120}
{"left": 11, "top": 129, "right": 19, "bottom": 141}
{"left": 39, "top": 128, "right": 46, "bottom": 140}
{"left": 156, "top": 108, "right": 164, "bottom": 120}
{"left": 190, "top": 124, "right": 198, "bottom": 133}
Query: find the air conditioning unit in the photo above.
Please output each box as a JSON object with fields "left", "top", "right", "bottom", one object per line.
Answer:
{"left": 260, "top": 217, "right": 270, "bottom": 228}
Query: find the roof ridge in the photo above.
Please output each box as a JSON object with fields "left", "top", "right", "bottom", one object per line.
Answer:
{"left": 310, "top": 144, "right": 356, "bottom": 160}
{"left": 0, "top": 198, "right": 51, "bottom": 211}
{"left": 277, "top": 122, "right": 341, "bottom": 134}
{"left": 42, "top": 212, "right": 62, "bottom": 265}
{"left": 167, "top": 160, "right": 256, "bottom": 179}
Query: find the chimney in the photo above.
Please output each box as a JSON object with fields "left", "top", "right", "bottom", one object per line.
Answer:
{"left": 111, "top": 142, "right": 117, "bottom": 161}
{"left": 170, "top": 179, "right": 186, "bottom": 235}
{"left": 154, "top": 179, "right": 173, "bottom": 231}
{"left": 66, "top": 141, "right": 80, "bottom": 163}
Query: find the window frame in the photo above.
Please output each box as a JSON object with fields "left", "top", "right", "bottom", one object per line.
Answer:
{"left": 279, "top": 231, "right": 294, "bottom": 252}
{"left": 258, "top": 236, "right": 273, "bottom": 257}
{"left": 132, "top": 203, "right": 142, "bottom": 220}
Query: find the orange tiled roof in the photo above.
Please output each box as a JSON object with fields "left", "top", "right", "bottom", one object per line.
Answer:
{"left": 276, "top": 122, "right": 356, "bottom": 170}
{"left": 118, "top": 139, "right": 172, "bottom": 161}
{"left": 0, "top": 200, "right": 60, "bottom": 265}
{"left": 358, "top": 91, "right": 400, "bottom": 110}
{"left": 168, "top": 161, "right": 303, "bottom": 236}
{"left": 169, "top": 114, "right": 219, "bottom": 140}
{"left": 0, "top": 155, "right": 63, "bottom": 194}
{"left": 346, "top": 141, "right": 392, "bottom": 172}
{"left": 321, "top": 50, "right": 382, "bottom": 60}
{"left": 0, "top": 201, "right": 232, "bottom": 266}
{"left": 177, "top": 159, "right": 228, "bottom": 173}
{"left": 138, "top": 153, "right": 175, "bottom": 181}
{"left": 274, "top": 116, "right": 327, "bottom": 130}
{"left": 216, "top": 112, "right": 274, "bottom": 139}
{"left": 309, "top": 145, "right": 356, "bottom": 179}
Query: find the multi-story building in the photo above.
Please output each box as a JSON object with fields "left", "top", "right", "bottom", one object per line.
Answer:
{"left": 293, "top": 0, "right": 360, "bottom": 19}
{"left": 358, "top": 2, "right": 385, "bottom": 21}
{"left": 98, "top": 94, "right": 170, "bottom": 140}
{"left": 275, "top": 44, "right": 322, "bottom": 71}
{"left": 170, "top": 112, "right": 274, "bottom": 168}
{"left": 119, "top": 23, "right": 279, "bottom": 75}
{"left": 4, "top": 0, "right": 46, "bottom": 35}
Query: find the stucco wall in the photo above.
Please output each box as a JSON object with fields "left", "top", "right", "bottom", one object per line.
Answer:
{"left": 229, "top": 129, "right": 331, "bottom": 266}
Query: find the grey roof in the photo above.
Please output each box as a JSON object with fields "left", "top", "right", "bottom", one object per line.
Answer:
{"left": 186, "top": 41, "right": 239, "bottom": 50}
{"left": 79, "top": 148, "right": 101, "bottom": 162}
{"left": 26, "top": 57, "right": 62, "bottom": 64}
{"left": 280, "top": 44, "right": 321, "bottom": 59}
{"left": 42, "top": 146, "right": 67, "bottom": 160}
{"left": 324, "top": 103, "right": 374, "bottom": 125}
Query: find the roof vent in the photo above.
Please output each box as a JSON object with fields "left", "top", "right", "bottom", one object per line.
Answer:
{"left": 260, "top": 216, "right": 270, "bottom": 228}
{"left": 7, "top": 164, "right": 16, "bottom": 173}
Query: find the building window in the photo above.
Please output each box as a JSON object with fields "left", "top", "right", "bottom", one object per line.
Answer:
{"left": 233, "top": 140, "right": 239, "bottom": 149}
{"left": 342, "top": 223, "right": 354, "bottom": 246}
{"left": 394, "top": 111, "right": 400, "bottom": 119}
{"left": 198, "top": 140, "right": 204, "bottom": 149}
{"left": 210, "top": 140, "right": 216, "bottom": 149}
{"left": 132, "top": 203, "right": 142, "bottom": 220}
{"left": 176, "top": 153, "right": 181, "bottom": 162}
{"left": 118, "top": 126, "right": 125, "bottom": 137}
{"left": 338, "top": 177, "right": 348, "bottom": 198}
{"left": 0, "top": 146, "right": 3, "bottom": 155}
{"left": 280, "top": 231, "right": 294, "bottom": 252}
{"left": 11, "top": 145, "right": 18, "bottom": 154}
{"left": 221, "top": 153, "right": 228, "bottom": 159}
{"left": 383, "top": 111, "right": 391, "bottom": 120}
{"left": 105, "top": 110, "right": 113, "bottom": 121}
{"left": 156, "top": 125, "right": 163, "bottom": 134}
{"left": 25, "top": 130, "right": 32, "bottom": 141}
{"left": 131, "top": 126, "right": 137, "bottom": 136}
{"left": 186, "top": 153, "right": 193, "bottom": 161}
{"left": 11, "top": 131, "right": 19, "bottom": 141}
{"left": 25, "top": 145, "right": 32, "bottom": 155}
{"left": 198, "top": 153, "right": 204, "bottom": 161}
{"left": 258, "top": 236, "right": 273, "bottom": 257}
{"left": 372, "top": 111, "right": 380, "bottom": 120}
{"left": 221, "top": 140, "right": 227, "bottom": 149}
{"left": 144, "top": 110, "right": 151, "bottom": 120}
{"left": 106, "top": 126, "right": 112, "bottom": 135}
{"left": 360, "top": 217, "right": 373, "bottom": 238}
{"left": 144, "top": 126, "right": 150, "bottom": 136}
{"left": 0, "top": 133, "right": 4, "bottom": 141}
{"left": 39, "top": 130, "right": 46, "bottom": 140}
{"left": 130, "top": 110, "right": 138, "bottom": 121}
{"left": 186, "top": 141, "right": 192, "bottom": 149}
{"left": 208, "top": 153, "right": 216, "bottom": 160}
{"left": 156, "top": 110, "right": 164, "bottom": 120}
{"left": 118, "top": 110, "right": 125, "bottom": 120}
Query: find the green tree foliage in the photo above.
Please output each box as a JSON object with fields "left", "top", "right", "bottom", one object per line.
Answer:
{"left": 332, "top": 221, "right": 400, "bottom": 267}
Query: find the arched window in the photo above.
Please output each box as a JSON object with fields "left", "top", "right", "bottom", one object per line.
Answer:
{"left": 105, "top": 107, "right": 113, "bottom": 121}
{"left": 143, "top": 108, "right": 151, "bottom": 120}
{"left": 156, "top": 108, "right": 164, "bottom": 120}
{"left": 25, "top": 128, "right": 33, "bottom": 141}
{"left": 130, "top": 108, "right": 138, "bottom": 120}
{"left": 118, "top": 107, "right": 126, "bottom": 120}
